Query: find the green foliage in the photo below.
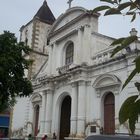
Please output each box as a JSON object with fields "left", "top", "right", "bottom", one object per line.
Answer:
{"left": 122, "top": 69, "right": 137, "bottom": 90}
{"left": 92, "top": 0, "right": 139, "bottom": 89}
{"left": 92, "top": 6, "right": 111, "bottom": 12}
{"left": 0, "top": 31, "right": 33, "bottom": 112}
{"left": 92, "top": 0, "right": 140, "bottom": 134}
{"left": 93, "top": 0, "right": 140, "bottom": 21}
{"left": 119, "top": 95, "right": 140, "bottom": 134}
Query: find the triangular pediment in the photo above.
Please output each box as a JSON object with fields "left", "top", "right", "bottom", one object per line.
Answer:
{"left": 49, "top": 7, "right": 87, "bottom": 34}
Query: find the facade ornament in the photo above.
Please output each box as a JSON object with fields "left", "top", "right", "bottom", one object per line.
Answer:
{"left": 84, "top": 24, "right": 90, "bottom": 28}
{"left": 67, "top": 0, "right": 74, "bottom": 9}
{"left": 93, "top": 74, "right": 121, "bottom": 98}
{"left": 71, "top": 82, "right": 78, "bottom": 87}
{"left": 86, "top": 81, "right": 91, "bottom": 86}
{"left": 78, "top": 80, "right": 86, "bottom": 86}
{"left": 96, "top": 89, "right": 101, "bottom": 98}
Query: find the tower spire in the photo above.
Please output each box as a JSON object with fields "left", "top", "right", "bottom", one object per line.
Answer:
{"left": 34, "top": 0, "right": 55, "bottom": 25}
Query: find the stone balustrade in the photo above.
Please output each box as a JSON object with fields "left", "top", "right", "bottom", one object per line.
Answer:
{"left": 92, "top": 47, "right": 125, "bottom": 65}
{"left": 57, "top": 64, "right": 70, "bottom": 74}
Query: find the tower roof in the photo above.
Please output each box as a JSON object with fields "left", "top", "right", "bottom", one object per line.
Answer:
{"left": 34, "top": 0, "right": 55, "bottom": 25}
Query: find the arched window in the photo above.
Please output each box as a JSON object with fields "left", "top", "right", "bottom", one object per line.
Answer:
{"left": 65, "top": 43, "right": 74, "bottom": 65}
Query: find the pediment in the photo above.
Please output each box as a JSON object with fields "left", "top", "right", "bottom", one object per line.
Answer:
{"left": 93, "top": 74, "right": 121, "bottom": 89}
{"left": 49, "top": 7, "right": 87, "bottom": 34}
{"left": 31, "top": 93, "right": 42, "bottom": 103}
{"left": 97, "top": 77, "right": 114, "bottom": 87}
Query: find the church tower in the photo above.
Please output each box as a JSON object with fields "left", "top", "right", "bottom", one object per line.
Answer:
{"left": 11, "top": 1, "right": 55, "bottom": 137}
{"left": 20, "top": 0, "right": 55, "bottom": 79}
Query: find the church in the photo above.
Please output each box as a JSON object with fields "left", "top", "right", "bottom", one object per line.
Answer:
{"left": 11, "top": 0, "right": 140, "bottom": 139}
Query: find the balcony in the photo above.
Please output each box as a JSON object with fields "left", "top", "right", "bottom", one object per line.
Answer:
{"left": 57, "top": 64, "right": 70, "bottom": 74}
{"left": 92, "top": 47, "right": 124, "bottom": 66}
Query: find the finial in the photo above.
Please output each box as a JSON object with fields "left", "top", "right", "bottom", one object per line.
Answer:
{"left": 67, "top": 0, "right": 73, "bottom": 9}
{"left": 130, "top": 28, "right": 138, "bottom": 36}
{"left": 43, "top": 0, "right": 47, "bottom": 5}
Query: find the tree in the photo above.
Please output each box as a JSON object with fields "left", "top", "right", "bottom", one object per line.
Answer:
{"left": 0, "top": 31, "right": 33, "bottom": 112}
{"left": 92, "top": 0, "right": 140, "bottom": 134}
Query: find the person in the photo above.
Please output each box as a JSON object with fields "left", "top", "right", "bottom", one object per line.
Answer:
{"left": 42, "top": 134, "right": 47, "bottom": 140}
{"left": 0, "top": 131, "right": 4, "bottom": 138}
{"left": 53, "top": 132, "right": 56, "bottom": 139}
{"left": 28, "top": 134, "right": 32, "bottom": 140}
{"left": 100, "top": 127, "right": 104, "bottom": 134}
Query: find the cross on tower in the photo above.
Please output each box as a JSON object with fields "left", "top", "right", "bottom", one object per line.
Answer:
{"left": 67, "top": 0, "right": 73, "bottom": 9}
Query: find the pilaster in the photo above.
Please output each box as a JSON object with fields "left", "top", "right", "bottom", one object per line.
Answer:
{"left": 70, "top": 82, "right": 78, "bottom": 137}
{"left": 44, "top": 89, "right": 54, "bottom": 136}
{"left": 40, "top": 91, "right": 46, "bottom": 135}
{"left": 82, "top": 24, "right": 91, "bottom": 63}
{"left": 51, "top": 42, "right": 57, "bottom": 74}
{"left": 76, "top": 81, "right": 86, "bottom": 137}
{"left": 75, "top": 26, "right": 83, "bottom": 64}
{"left": 48, "top": 44, "right": 53, "bottom": 75}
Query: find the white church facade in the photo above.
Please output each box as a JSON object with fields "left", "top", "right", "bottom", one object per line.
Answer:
{"left": 11, "top": 1, "right": 140, "bottom": 139}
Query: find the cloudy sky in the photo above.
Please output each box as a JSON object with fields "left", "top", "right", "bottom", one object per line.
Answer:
{"left": 0, "top": 0, "right": 139, "bottom": 39}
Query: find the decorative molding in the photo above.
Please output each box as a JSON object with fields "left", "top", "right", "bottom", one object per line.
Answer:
{"left": 77, "top": 116, "right": 86, "bottom": 120}
{"left": 93, "top": 74, "right": 121, "bottom": 98}
{"left": 71, "top": 116, "right": 77, "bottom": 121}
{"left": 84, "top": 24, "right": 90, "bottom": 28}
{"left": 77, "top": 25, "right": 84, "bottom": 31}
{"left": 96, "top": 89, "right": 101, "bottom": 98}
{"left": 78, "top": 80, "right": 86, "bottom": 86}
{"left": 55, "top": 79, "right": 69, "bottom": 89}
{"left": 57, "top": 64, "right": 70, "bottom": 74}
{"left": 48, "top": 7, "right": 87, "bottom": 37}
{"left": 31, "top": 93, "right": 42, "bottom": 103}
{"left": 96, "top": 85, "right": 120, "bottom": 98}
{"left": 71, "top": 82, "right": 78, "bottom": 87}
{"left": 86, "top": 81, "right": 91, "bottom": 86}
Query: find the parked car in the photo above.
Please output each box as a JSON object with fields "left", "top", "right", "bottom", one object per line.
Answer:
{"left": 86, "top": 135, "right": 140, "bottom": 140}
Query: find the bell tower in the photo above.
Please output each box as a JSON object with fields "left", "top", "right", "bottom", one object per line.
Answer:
{"left": 20, "top": 0, "right": 55, "bottom": 79}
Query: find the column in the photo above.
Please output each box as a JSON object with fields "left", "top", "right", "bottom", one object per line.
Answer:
{"left": 76, "top": 81, "right": 86, "bottom": 137}
{"left": 44, "top": 89, "right": 53, "bottom": 135}
{"left": 70, "top": 82, "right": 78, "bottom": 137}
{"left": 40, "top": 91, "right": 46, "bottom": 134}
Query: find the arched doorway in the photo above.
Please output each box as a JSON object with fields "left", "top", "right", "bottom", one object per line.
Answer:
{"left": 104, "top": 92, "right": 115, "bottom": 134}
{"left": 59, "top": 96, "right": 71, "bottom": 140}
{"left": 34, "top": 105, "right": 39, "bottom": 136}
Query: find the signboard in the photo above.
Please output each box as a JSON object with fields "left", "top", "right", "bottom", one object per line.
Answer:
{"left": 0, "top": 116, "right": 9, "bottom": 127}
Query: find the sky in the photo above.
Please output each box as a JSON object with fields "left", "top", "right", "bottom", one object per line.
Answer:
{"left": 0, "top": 0, "right": 139, "bottom": 39}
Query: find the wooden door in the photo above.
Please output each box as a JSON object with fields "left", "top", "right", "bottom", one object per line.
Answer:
{"left": 104, "top": 93, "right": 115, "bottom": 134}
{"left": 34, "top": 105, "right": 39, "bottom": 136}
{"left": 59, "top": 96, "right": 71, "bottom": 140}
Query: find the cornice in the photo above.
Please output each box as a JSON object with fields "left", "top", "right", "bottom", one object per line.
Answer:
{"left": 32, "top": 64, "right": 88, "bottom": 88}
{"left": 48, "top": 12, "right": 98, "bottom": 39}
{"left": 55, "top": 29, "right": 77, "bottom": 43}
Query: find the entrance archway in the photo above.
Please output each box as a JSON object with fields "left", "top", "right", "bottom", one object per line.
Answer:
{"left": 34, "top": 105, "right": 39, "bottom": 136}
{"left": 104, "top": 92, "right": 115, "bottom": 134}
{"left": 59, "top": 96, "right": 71, "bottom": 140}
